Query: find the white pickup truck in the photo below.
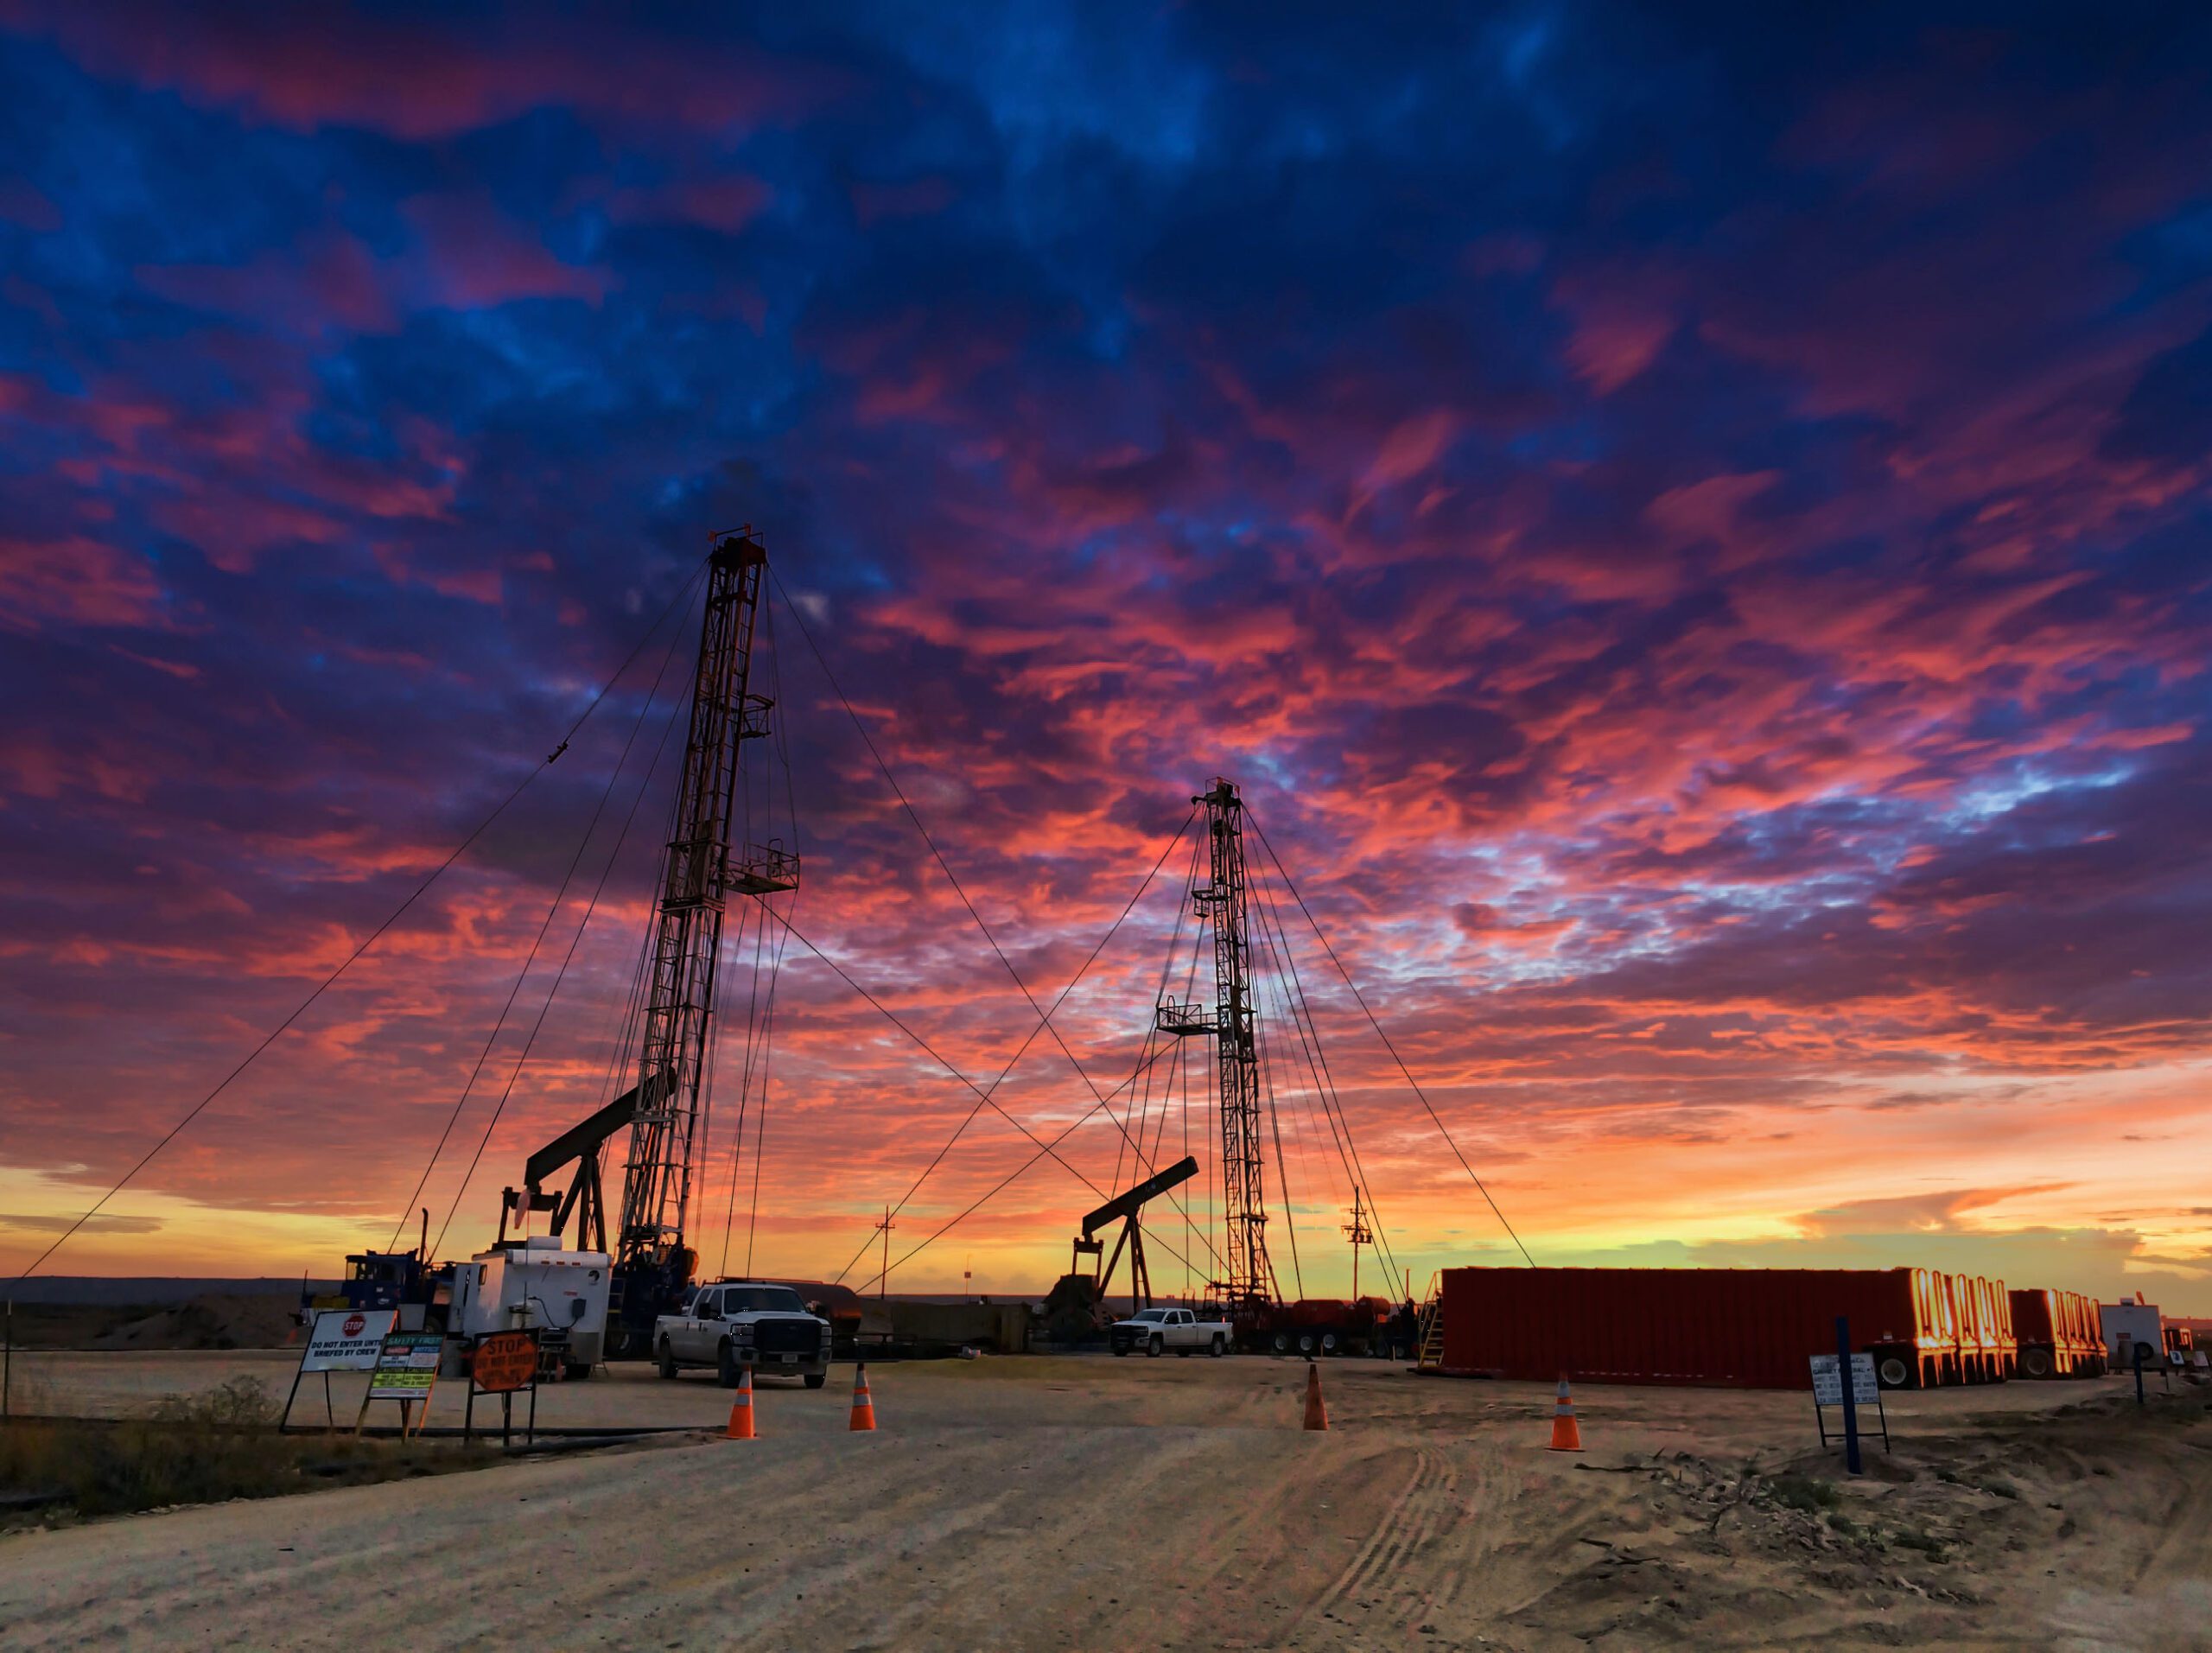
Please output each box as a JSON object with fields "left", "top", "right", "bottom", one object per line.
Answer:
{"left": 1109, "top": 1306, "right": 1232, "bottom": 1357}
{"left": 654, "top": 1281, "right": 831, "bottom": 1388}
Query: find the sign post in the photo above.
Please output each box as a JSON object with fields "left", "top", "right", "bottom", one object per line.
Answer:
{"left": 356, "top": 1329, "right": 443, "bottom": 1438}
{"left": 464, "top": 1329, "right": 540, "bottom": 1451}
{"left": 1809, "top": 1345, "right": 1889, "bottom": 1461}
{"left": 283, "top": 1308, "right": 398, "bottom": 1434}
{"left": 1834, "top": 1317, "right": 1862, "bottom": 1476}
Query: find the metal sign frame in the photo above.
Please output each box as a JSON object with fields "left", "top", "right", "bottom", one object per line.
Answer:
{"left": 463, "top": 1329, "right": 540, "bottom": 1450}
{"left": 354, "top": 1330, "right": 443, "bottom": 1438}
{"left": 1808, "top": 1351, "right": 1891, "bottom": 1453}
{"left": 280, "top": 1307, "right": 398, "bottom": 1434}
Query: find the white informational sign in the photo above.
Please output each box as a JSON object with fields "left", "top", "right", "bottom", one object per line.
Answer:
{"left": 302, "top": 1307, "right": 398, "bottom": 1374}
{"left": 1808, "top": 1351, "right": 1879, "bottom": 1407}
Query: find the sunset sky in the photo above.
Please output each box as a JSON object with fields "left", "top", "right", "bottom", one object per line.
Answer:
{"left": 3, "top": 5, "right": 2209, "bottom": 1312}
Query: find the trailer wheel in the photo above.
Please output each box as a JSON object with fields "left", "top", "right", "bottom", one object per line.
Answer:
{"left": 717, "top": 1341, "right": 741, "bottom": 1388}
{"left": 1271, "top": 1332, "right": 1290, "bottom": 1354}
{"left": 1876, "top": 1354, "right": 1913, "bottom": 1390}
{"left": 2022, "top": 1346, "right": 2053, "bottom": 1379}
{"left": 1210, "top": 1334, "right": 1226, "bottom": 1358}
{"left": 804, "top": 1372, "right": 827, "bottom": 1389}
{"left": 1147, "top": 1333, "right": 1165, "bottom": 1357}
{"left": 657, "top": 1339, "right": 677, "bottom": 1380}
{"left": 1320, "top": 1332, "right": 1339, "bottom": 1355}
{"left": 1297, "top": 1332, "right": 1316, "bottom": 1355}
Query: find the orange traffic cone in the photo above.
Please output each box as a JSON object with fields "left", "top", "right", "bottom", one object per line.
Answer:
{"left": 725, "top": 1366, "right": 756, "bottom": 1440}
{"left": 1547, "top": 1375, "right": 1581, "bottom": 1452}
{"left": 1303, "top": 1358, "right": 1330, "bottom": 1431}
{"left": 849, "top": 1363, "right": 877, "bottom": 1432}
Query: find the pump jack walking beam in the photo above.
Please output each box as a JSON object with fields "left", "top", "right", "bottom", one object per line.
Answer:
{"left": 1074, "top": 1155, "right": 1198, "bottom": 1314}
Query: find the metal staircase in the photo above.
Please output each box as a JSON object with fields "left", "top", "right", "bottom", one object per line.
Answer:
{"left": 1414, "top": 1274, "right": 1444, "bottom": 1372}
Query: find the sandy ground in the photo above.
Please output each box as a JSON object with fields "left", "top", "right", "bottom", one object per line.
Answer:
{"left": 2, "top": 1351, "right": 2207, "bottom": 1650}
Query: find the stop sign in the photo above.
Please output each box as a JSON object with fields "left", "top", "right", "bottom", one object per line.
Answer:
{"left": 343, "top": 1313, "right": 365, "bottom": 1338}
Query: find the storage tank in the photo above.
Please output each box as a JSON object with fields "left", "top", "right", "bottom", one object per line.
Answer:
{"left": 1439, "top": 1266, "right": 1962, "bottom": 1390}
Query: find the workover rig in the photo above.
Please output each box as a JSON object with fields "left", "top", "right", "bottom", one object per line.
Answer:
{"left": 499, "top": 529, "right": 796, "bottom": 1357}
{"left": 1154, "top": 780, "right": 1281, "bottom": 1316}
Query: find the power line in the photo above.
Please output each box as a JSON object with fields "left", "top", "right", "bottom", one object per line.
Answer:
{"left": 818, "top": 806, "right": 1198, "bottom": 1287}
{"left": 3, "top": 557, "right": 713, "bottom": 1293}
{"left": 1245, "top": 808, "right": 1536, "bottom": 1268}
{"left": 769, "top": 571, "right": 1183, "bottom": 1186}
{"left": 386, "top": 564, "right": 705, "bottom": 1250}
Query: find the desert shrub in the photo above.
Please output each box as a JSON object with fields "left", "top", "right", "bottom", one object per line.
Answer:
{"left": 1766, "top": 1472, "right": 1840, "bottom": 1513}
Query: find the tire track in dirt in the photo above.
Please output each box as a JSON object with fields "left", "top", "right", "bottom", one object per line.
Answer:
{"left": 1287, "top": 1443, "right": 1477, "bottom": 1641}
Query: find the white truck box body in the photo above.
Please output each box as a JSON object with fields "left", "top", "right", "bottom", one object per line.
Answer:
{"left": 451, "top": 1238, "right": 613, "bottom": 1365}
{"left": 2099, "top": 1300, "right": 2162, "bottom": 1366}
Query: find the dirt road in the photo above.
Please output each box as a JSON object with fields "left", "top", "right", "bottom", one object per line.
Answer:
{"left": 3, "top": 1355, "right": 2207, "bottom": 1650}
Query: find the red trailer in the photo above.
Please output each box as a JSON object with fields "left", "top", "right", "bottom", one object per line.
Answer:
{"left": 1439, "top": 1266, "right": 1965, "bottom": 1390}
{"left": 2009, "top": 1287, "right": 2105, "bottom": 1377}
{"left": 1952, "top": 1275, "right": 2016, "bottom": 1382}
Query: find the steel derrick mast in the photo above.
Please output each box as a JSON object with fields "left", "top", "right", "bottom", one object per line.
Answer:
{"left": 1156, "top": 779, "right": 1276, "bottom": 1314}
{"left": 608, "top": 529, "right": 796, "bottom": 1344}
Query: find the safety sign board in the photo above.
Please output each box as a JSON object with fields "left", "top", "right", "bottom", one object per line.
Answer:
{"left": 469, "top": 1330, "right": 540, "bottom": 1395}
{"left": 366, "top": 1332, "right": 445, "bottom": 1400}
{"left": 1808, "top": 1351, "right": 1879, "bottom": 1407}
{"left": 301, "top": 1307, "right": 398, "bottom": 1373}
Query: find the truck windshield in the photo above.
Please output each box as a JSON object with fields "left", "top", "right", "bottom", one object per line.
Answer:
{"left": 721, "top": 1287, "right": 806, "bottom": 1314}
{"left": 1132, "top": 1309, "right": 1166, "bottom": 1323}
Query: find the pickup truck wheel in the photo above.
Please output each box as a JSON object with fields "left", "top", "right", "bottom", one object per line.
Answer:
{"left": 1147, "top": 1333, "right": 1164, "bottom": 1358}
{"left": 1210, "top": 1334, "right": 1226, "bottom": 1358}
{"left": 657, "top": 1340, "right": 677, "bottom": 1380}
{"left": 804, "top": 1372, "right": 828, "bottom": 1389}
{"left": 717, "top": 1341, "right": 741, "bottom": 1389}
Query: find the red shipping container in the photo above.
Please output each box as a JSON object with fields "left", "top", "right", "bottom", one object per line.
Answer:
{"left": 1440, "top": 1266, "right": 1964, "bottom": 1390}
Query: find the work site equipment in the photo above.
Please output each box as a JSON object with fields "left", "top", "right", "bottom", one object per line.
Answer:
{"left": 1070, "top": 1155, "right": 1198, "bottom": 1316}
{"left": 505, "top": 529, "right": 798, "bottom": 1358}
{"left": 1154, "top": 781, "right": 1277, "bottom": 1317}
{"left": 849, "top": 1363, "right": 876, "bottom": 1431}
{"left": 1302, "top": 1360, "right": 1329, "bottom": 1431}
{"left": 1547, "top": 1377, "right": 1580, "bottom": 1452}
{"left": 1439, "top": 1265, "right": 1999, "bottom": 1391}
{"left": 726, "top": 1365, "right": 756, "bottom": 1440}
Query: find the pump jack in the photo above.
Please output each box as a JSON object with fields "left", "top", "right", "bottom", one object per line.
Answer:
{"left": 1071, "top": 1155, "right": 1198, "bottom": 1316}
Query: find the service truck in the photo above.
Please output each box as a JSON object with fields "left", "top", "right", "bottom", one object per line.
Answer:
{"left": 654, "top": 1281, "right": 831, "bottom": 1388}
{"left": 1109, "top": 1306, "right": 1232, "bottom": 1357}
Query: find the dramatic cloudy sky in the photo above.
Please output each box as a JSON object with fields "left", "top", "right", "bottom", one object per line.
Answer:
{"left": 3, "top": 3, "right": 2209, "bottom": 1309}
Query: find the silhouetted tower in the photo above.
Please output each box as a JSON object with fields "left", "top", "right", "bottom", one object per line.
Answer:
{"left": 610, "top": 529, "right": 798, "bottom": 1338}
{"left": 1156, "top": 779, "right": 1275, "bottom": 1313}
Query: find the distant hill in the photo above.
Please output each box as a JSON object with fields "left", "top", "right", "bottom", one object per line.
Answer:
{"left": 3, "top": 1278, "right": 327, "bottom": 1307}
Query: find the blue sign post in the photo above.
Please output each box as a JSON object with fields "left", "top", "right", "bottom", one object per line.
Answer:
{"left": 1834, "top": 1316, "right": 1863, "bottom": 1476}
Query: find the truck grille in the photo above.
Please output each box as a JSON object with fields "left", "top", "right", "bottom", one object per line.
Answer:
{"left": 753, "top": 1319, "right": 820, "bottom": 1356}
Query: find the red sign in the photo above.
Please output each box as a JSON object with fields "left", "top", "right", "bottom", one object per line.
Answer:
{"left": 471, "top": 1331, "right": 539, "bottom": 1394}
{"left": 342, "top": 1313, "right": 366, "bottom": 1338}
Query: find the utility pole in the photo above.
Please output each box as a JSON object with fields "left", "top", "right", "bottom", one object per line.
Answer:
{"left": 1344, "top": 1189, "right": 1372, "bottom": 1302}
{"left": 875, "top": 1207, "right": 895, "bottom": 1302}
{"left": 1156, "top": 779, "right": 1274, "bottom": 1319}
